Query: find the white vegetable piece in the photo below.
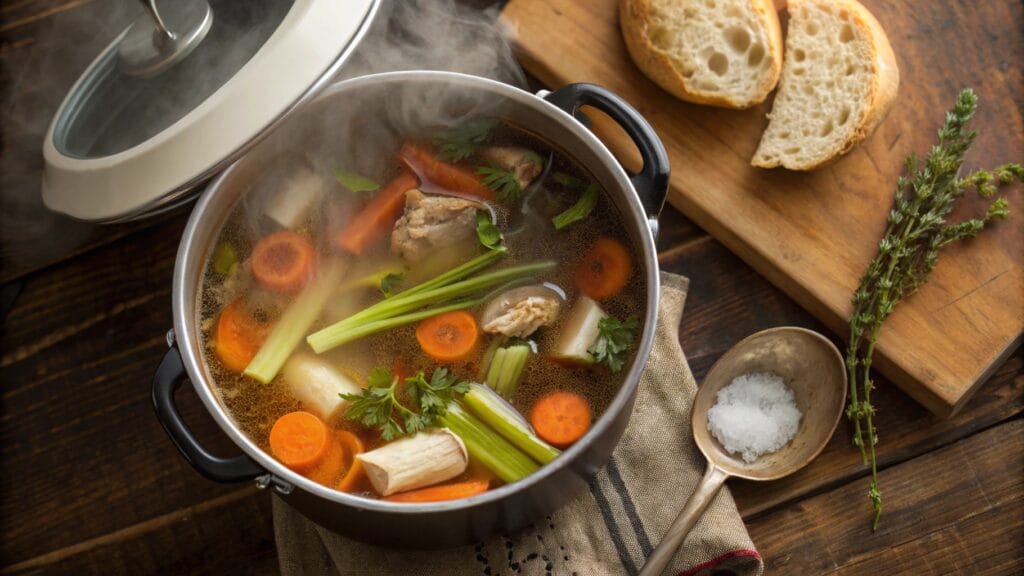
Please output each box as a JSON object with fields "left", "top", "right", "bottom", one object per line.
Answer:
{"left": 550, "top": 296, "right": 607, "bottom": 366}
{"left": 281, "top": 353, "right": 362, "bottom": 421}
{"left": 264, "top": 169, "right": 326, "bottom": 230}
{"left": 357, "top": 429, "right": 469, "bottom": 496}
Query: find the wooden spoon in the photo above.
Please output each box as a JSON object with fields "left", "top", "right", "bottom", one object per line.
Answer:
{"left": 638, "top": 327, "right": 847, "bottom": 576}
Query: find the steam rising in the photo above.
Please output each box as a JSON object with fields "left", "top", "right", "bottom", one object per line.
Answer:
{"left": 0, "top": 0, "right": 523, "bottom": 279}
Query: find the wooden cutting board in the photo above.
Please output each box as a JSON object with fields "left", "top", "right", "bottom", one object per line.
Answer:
{"left": 501, "top": 0, "right": 1023, "bottom": 417}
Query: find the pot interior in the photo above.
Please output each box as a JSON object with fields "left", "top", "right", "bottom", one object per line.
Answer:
{"left": 174, "top": 71, "right": 660, "bottom": 509}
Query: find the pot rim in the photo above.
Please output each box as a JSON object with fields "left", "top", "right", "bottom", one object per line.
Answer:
{"left": 172, "top": 69, "right": 661, "bottom": 514}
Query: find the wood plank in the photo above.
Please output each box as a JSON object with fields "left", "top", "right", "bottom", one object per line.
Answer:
{"left": 501, "top": 0, "right": 1024, "bottom": 416}
{"left": 661, "top": 232, "right": 1024, "bottom": 517}
{"left": 0, "top": 215, "right": 253, "bottom": 566}
{"left": 747, "top": 419, "right": 1024, "bottom": 574}
{"left": 0, "top": 488, "right": 279, "bottom": 576}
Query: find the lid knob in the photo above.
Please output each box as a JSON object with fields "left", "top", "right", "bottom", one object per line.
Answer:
{"left": 118, "top": 0, "right": 213, "bottom": 77}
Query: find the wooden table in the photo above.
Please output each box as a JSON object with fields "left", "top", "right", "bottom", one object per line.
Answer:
{"left": 1, "top": 2, "right": 1021, "bottom": 574}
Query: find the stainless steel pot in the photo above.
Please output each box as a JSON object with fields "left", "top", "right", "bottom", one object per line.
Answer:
{"left": 152, "top": 71, "right": 669, "bottom": 548}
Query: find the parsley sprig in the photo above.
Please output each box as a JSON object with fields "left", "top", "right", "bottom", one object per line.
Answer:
{"left": 477, "top": 165, "right": 522, "bottom": 203}
{"left": 433, "top": 118, "right": 498, "bottom": 162}
{"left": 340, "top": 367, "right": 469, "bottom": 440}
{"left": 589, "top": 314, "right": 638, "bottom": 373}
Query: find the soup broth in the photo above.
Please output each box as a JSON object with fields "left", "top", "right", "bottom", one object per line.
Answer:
{"left": 199, "top": 119, "right": 645, "bottom": 500}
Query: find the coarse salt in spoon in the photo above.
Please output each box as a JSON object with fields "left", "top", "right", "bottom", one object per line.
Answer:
{"left": 638, "top": 327, "right": 847, "bottom": 576}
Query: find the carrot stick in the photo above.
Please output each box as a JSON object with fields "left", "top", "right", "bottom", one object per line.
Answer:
{"left": 333, "top": 170, "right": 420, "bottom": 255}
{"left": 415, "top": 310, "right": 480, "bottom": 362}
{"left": 213, "top": 299, "right": 268, "bottom": 373}
{"left": 574, "top": 237, "right": 633, "bottom": 301}
{"left": 269, "top": 411, "right": 330, "bottom": 472}
{"left": 398, "top": 141, "right": 495, "bottom": 201}
{"left": 383, "top": 479, "right": 490, "bottom": 503}
{"left": 530, "top": 392, "right": 592, "bottom": 448}
{"left": 250, "top": 231, "right": 317, "bottom": 294}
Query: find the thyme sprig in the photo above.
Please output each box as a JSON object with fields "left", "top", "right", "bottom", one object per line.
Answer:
{"left": 846, "top": 88, "right": 1019, "bottom": 530}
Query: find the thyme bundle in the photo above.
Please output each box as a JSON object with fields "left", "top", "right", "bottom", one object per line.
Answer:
{"left": 846, "top": 88, "right": 1021, "bottom": 530}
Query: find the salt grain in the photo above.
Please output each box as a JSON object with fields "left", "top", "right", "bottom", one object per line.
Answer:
{"left": 706, "top": 372, "right": 801, "bottom": 464}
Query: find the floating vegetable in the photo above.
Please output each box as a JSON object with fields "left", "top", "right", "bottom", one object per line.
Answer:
{"left": 530, "top": 392, "right": 592, "bottom": 448}
{"left": 333, "top": 170, "right": 420, "bottom": 255}
{"left": 589, "top": 314, "right": 639, "bottom": 373}
{"left": 483, "top": 344, "right": 531, "bottom": 399}
{"left": 213, "top": 299, "right": 268, "bottom": 373}
{"left": 552, "top": 183, "right": 598, "bottom": 230}
{"left": 416, "top": 311, "right": 480, "bottom": 363}
{"left": 464, "top": 383, "right": 560, "bottom": 464}
{"left": 399, "top": 141, "right": 494, "bottom": 200}
{"left": 357, "top": 429, "right": 468, "bottom": 496}
{"left": 281, "top": 353, "right": 362, "bottom": 421}
{"left": 440, "top": 402, "right": 540, "bottom": 484}
{"left": 340, "top": 367, "right": 469, "bottom": 441}
{"left": 476, "top": 210, "right": 502, "bottom": 251}
{"left": 383, "top": 478, "right": 489, "bottom": 503}
{"left": 574, "top": 237, "right": 633, "bottom": 300}
{"left": 334, "top": 168, "right": 380, "bottom": 193}
{"left": 251, "top": 231, "right": 317, "bottom": 294}
{"left": 269, "top": 411, "right": 330, "bottom": 473}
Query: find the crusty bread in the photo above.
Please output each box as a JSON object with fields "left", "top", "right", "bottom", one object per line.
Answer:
{"left": 620, "top": 0, "right": 783, "bottom": 109}
{"left": 751, "top": 0, "right": 899, "bottom": 170}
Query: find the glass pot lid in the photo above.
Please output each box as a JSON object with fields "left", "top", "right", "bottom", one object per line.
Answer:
{"left": 42, "top": 0, "right": 380, "bottom": 223}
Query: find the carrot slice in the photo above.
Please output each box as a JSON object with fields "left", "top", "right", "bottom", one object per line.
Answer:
{"left": 415, "top": 310, "right": 480, "bottom": 362}
{"left": 398, "top": 141, "right": 495, "bottom": 201}
{"left": 213, "top": 299, "right": 268, "bottom": 373}
{"left": 574, "top": 237, "right": 633, "bottom": 300}
{"left": 383, "top": 479, "right": 490, "bottom": 503}
{"left": 335, "top": 430, "right": 367, "bottom": 493}
{"left": 251, "top": 231, "right": 317, "bottom": 294}
{"left": 269, "top": 411, "right": 330, "bottom": 472}
{"left": 333, "top": 170, "right": 420, "bottom": 255}
{"left": 530, "top": 392, "right": 592, "bottom": 448}
{"left": 305, "top": 433, "right": 346, "bottom": 485}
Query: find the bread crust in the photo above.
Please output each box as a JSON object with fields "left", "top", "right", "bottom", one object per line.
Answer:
{"left": 620, "top": 0, "right": 784, "bottom": 109}
{"left": 751, "top": 0, "right": 900, "bottom": 170}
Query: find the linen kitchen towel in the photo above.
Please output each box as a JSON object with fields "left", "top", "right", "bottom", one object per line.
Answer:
{"left": 274, "top": 272, "right": 763, "bottom": 576}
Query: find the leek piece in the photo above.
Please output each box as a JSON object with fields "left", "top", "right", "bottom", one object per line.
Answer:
{"left": 440, "top": 402, "right": 539, "bottom": 484}
{"left": 485, "top": 344, "right": 531, "bottom": 399}
{"left": 552, "top": 183, "right": 598, "bottom": 230}
{"left": 464, "top": 384, "right": 560, "bottom": 465}
{"left": 307, "top": 298, "right": 484, "bottom": 353}
{"left": 244, "top": 257, "right": 348, "bottom": 384}
{"left": 307, "top": 260, "right": 556, "bottom": 353}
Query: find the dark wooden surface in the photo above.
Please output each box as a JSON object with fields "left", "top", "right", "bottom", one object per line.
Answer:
{"left": 1, "top": 1, "right": 1022, "bottom": 575}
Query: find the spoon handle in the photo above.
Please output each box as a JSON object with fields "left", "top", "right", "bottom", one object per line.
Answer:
{"left": 637, "top": 464, "right": 729, "bottom": 576}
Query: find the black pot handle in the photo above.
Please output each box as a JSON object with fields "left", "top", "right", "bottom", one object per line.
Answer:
{"left": 543, "top": 83, "right": 670, "bottom": 223}
{"left": 152, "top": 346, "right": 264, "bottom": 482}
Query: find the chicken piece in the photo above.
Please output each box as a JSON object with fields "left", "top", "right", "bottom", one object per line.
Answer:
{"left": 481, "top": 146, "right": 544, "bottom": 191}
{"left": 480, "top": 285, "right": 562, "bottom": 338}
{"left": 391, "top": 189, "right": 481, "bottom": 263}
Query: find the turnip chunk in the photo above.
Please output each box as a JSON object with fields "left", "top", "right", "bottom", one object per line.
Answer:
{"left": 357, "top": 429, "right": 469, "bottom": 496}
{"left": 264, "top": 169, "right": 326, "bottom": 230}
{"left": 549, "top": 296, "right": 607, "bottom": 366}
{"left": 281, "top": 353, "right": 362, "bottom": 421}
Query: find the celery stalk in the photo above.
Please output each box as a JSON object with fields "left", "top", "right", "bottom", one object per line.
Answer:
{"left": 485, "top": 344, "right": 530, "bottom": 398}
{"left": 440, "top": 402, "right": 539, "bottom": 483}
{"left": 306, "top": 298, "right": 483, "bottom": 353}
{"left": 464, "top": 384, "right": 561, "bottom": 465}
{"left": 244, "top": 257, "right": 348, "bottom": 384}
{"left": 401, "top": 247, "right": 506, "bottom": 297}
{"left": 485, "top": 347, "right": 507, "bottom": 389}
{"left": 307, "top": 261, "right": 555, "bottom": 352}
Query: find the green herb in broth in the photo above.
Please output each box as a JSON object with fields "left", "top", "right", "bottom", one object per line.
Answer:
{"left": 589, "top": 314, "right": 639, "bottom": 373}
{"left": 379, "top": 272, "right": 404, "bottom": 297}
{"left": 341, "top": 367, "right": 469, "bottom": 440}
{"left": 212, "top": 240, "right": 237, "bottom": 276}
{"left": 475, "top": 210, "right": 502, "bottom": 250}
{"left": 333, "top": 168, "right": 380, "bottom": 193}
{"left": 433, "top": 118, "right": 499, "bottom": 162}
{"left": 552, "top": 183, "right": 599, "bottom": 230}
{"left": 477, "top": 165, "right": 522, "bottom": 202}
{"left": 552, "top": 171, "right": 583, "bottom": 188}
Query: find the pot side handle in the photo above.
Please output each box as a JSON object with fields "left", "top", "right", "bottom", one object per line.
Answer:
{"left": 543, "top": 84, "right": 670, "bottom": 234}
{"left": 152, "top": 347, "right": 264, "bottom": 482}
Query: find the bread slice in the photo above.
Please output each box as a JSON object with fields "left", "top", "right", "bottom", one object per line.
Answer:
{"left": 751, "top": 0, "right": 899, "bottom": 170}
{"left": 620, "top": 0, "right": 783, "bottom": 109}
